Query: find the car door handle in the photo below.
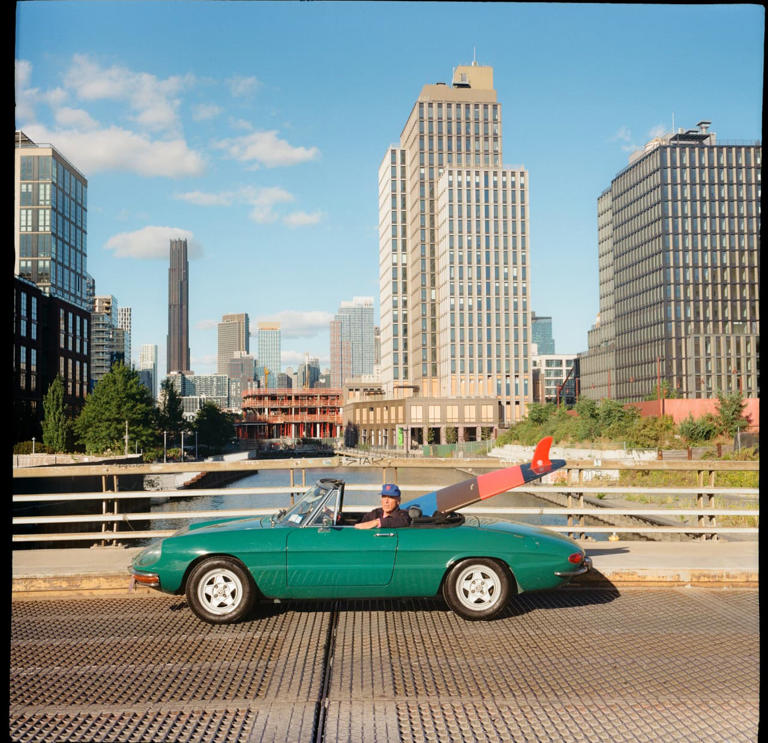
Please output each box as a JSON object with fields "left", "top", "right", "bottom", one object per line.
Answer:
{"left": 374, "top": 532, "right": 395, "bottom": 537}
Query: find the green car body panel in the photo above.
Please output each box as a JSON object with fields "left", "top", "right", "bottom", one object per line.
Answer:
{"left": 132, "top": 511, "right": 584, "bottom": 600}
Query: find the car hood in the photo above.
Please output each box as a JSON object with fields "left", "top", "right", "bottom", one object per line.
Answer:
{"left": 175, "top": 514, "right": 274, "bottom": 537}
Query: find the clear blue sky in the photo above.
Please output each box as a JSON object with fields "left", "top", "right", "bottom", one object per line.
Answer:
{"left": 15, "top": 2, "right": 764, "bottom": 375}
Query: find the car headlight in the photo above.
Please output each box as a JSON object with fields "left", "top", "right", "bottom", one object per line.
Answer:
{"left": 134, "top": 542, "right": 163, "bottom": 567}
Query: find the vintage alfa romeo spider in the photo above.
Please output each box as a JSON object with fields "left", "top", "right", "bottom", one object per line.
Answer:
{"left": 129, "top": 437, "right": 591, "bottom": 623}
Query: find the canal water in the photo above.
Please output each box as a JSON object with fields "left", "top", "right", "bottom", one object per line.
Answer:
{"left": 143, "top": 465, "right": 608, "bottom": 542}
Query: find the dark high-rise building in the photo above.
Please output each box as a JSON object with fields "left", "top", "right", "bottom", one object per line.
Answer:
{"left": 580, "top": 121, "right": 760, "bottom": 400}
{"left": 167, "top": 238, "right": 191, "bottom": 374}
{"left": 13, "top": 276, "right": 91, "bottom": 441}
{"left": 531, "top": 313, "right": 555, "bottom": 355}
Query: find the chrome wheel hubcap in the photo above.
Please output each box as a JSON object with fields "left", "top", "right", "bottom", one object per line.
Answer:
{"left": 456, "top": 566, "right": 501, "bottom": 611}
{"left": 198, "top": 568, "right": 243, "bottom": 615}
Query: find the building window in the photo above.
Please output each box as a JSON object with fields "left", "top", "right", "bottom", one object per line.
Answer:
{"left": 19, "top": 209, "right": 33, "bottom": 232}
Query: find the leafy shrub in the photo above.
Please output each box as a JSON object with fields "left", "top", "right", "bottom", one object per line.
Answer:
{"left": 624, "top": 415, "right": 675, "bottom": 448}
{"left": 678, "top": 413, "right": 718, "bottom": 443}
{"left": 13, "top": 440, "right": 53, "bottom": 455}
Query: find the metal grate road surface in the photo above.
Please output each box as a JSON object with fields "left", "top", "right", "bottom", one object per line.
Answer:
{"left": 10, "top": 588, "right": 759, "bottom": 742}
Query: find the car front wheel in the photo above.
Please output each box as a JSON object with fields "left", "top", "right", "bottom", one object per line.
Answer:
{"left": 442, "top": 558, "right": 511, "bottom": 620}
{"left": 186, "top": 557, "right": 255, "bottom": 624}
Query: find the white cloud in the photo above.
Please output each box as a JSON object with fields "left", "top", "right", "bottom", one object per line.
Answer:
{"left": 247, "top": 186, "right": 294, "bottom": 223}
{"left": 174, "top": 185, "right": 295, "bottom": 221}
{"left": 610, "top": 125, "right": 632, "bottom": 143}
{"left": 174, "top": 190, "right": 236, "bottom": 206}
{"left": 228, "top": 75, "right": 262, "bottom": 97}
{"left": 254, "top": 310, "right": 334, "bottom": 339}
{"left": 648, "top": 123, "right": 668, "bottom": 138}
{"left": 63, "top": 53, "right": 193, "bottom": 133}
{"left": 104, "top": 225, "right": 204, "bottom": 260}
{"left": 21, "top": 123, "right": 205, "bottom": 177}
{"left": 229, "top": 117, "right": 254, "bottom": 131}
{"left": 283, "top": 210, "right": 324, "bottom": 227}
{"left": 54, "top": 106, "right": 99, "bottom": 130}
{"left": 192, "top": 103, "right": 222, "bottom": 121}
{"left": 15, "top": 59, "right": 32, "bottom": 88}
{"left": 215, "top": 130, "right": 320, "bottom": 168}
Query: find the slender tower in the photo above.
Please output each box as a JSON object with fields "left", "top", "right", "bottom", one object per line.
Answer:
{"left": 167, "top": 238, "right": 191, "bottom": 374}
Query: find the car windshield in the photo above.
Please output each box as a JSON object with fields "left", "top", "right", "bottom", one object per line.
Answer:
{"left": 277, "top": 481, "right": 335, "bottom": 527}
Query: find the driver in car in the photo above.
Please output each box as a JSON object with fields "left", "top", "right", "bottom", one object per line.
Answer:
{"left": 355, "top": 483, "right": 412, "bottom": 529}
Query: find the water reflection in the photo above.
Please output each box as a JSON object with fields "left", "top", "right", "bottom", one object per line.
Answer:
{"left": 141, "top": 465, "right": 608, "bottom": 543}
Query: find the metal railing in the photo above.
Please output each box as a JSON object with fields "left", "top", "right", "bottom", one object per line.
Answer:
{"left": 12, "top": 482, "right": 758, "bottom": 544}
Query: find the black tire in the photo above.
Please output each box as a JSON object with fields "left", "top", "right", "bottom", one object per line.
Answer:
{"left": 442, "top": 558, "right": 511, "bottom": 620}
{"left": 186, "top": 557, "right": 256, "bottom": 624}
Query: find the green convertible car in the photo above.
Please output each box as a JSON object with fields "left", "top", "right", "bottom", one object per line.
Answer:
{"left": 130, "top": 444, "right": 591, "bottom": 624}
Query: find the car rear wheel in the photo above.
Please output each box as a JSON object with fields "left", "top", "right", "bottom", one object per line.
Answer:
{"left": 442, "top": 558, "right": 510, "bottom": 620}
{"left": 186, "top": 557, "right": 255, "bottom": 624}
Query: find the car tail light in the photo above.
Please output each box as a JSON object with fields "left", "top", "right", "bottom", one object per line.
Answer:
{"left": 568, "top": 552, "right": 584, "bottom": 564}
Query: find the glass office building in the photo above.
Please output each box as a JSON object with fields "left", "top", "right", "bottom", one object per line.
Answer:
{"left": 15, "top": 131, "right": 89, "bottom": 312}
{"left": 580, "top": 122, "right": 760, "bottom": 400}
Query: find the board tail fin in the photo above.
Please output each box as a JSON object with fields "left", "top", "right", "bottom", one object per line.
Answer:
{"left": 530, "top": 436, "right": 553, "bottom": 475}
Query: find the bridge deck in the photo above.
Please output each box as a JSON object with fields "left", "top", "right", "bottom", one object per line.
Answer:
{"left": 11, "top": 588, "right": 758, "bottom": 742}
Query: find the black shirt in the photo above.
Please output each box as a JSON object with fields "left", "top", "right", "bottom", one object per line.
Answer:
{"left": 359, "top": 506, "right": 411, "bottom": 528}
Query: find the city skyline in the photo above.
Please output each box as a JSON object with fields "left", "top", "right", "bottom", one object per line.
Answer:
{"left": 14, "top": 3, "right": 763, "bottom": 376}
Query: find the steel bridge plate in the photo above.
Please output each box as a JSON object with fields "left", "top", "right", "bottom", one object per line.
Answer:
{"left": 11, "top": 589, "right": 759, "bottom": 742}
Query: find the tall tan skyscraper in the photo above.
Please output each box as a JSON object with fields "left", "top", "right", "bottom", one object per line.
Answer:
{"left": 378, "top": 62, "right": 532, "bottom": 424}
{"left": 217, "top": 313, "right": 250, "bottom": 374}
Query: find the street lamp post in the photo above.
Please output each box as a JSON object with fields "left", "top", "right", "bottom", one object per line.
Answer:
{"left": 163, "top": 431, "right": 167, "bottom": 463}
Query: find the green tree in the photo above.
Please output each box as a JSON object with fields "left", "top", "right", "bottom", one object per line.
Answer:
{"left": 157, "top": 378, "right": 187, "bottom": 441}
{"left": 74, "top": 362, "right": 158, "bottom": 454}
{"left": 526, "top": 402, "right": 556, "bottom": 425}
{"left": 193, "top": 401, "right": 235, "bottom": 454}
{"left": 715, "top": 390, "right": 750, "bottom": 437}
{"left": 41, "top": 376, "right": 70, "bottom": 452}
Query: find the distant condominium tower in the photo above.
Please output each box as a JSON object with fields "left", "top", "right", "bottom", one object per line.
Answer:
{"left": 91, "top": 294, "right": 123, "bottom": 385}
{"left": 139, "top": 343, "right": 158, "bottom": 399}
{"left": 257, "top": 322, "right": 281, "bottom": 388}
{"left": 167, "top": 238, "right": 191, "bottom": 374}
{"left": 580, "top": 121, "right": 760, "bottom": 400}
{"left": 531, "top": 313, "right": 555, "bottom": 355}
{"left": 117, "top": 307, "right": 132, "bottom": 367}
{"left": 378, "top": 61, "right": 532, "bottom": 423}
{"left": 217, "top": 313, "right": 250, "bottom": 374}
{"left": 330, "top": 296, "right": 375, "bottom": 387}
{"left": 14, "top": 131, "right": 89, "bottom": 311}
